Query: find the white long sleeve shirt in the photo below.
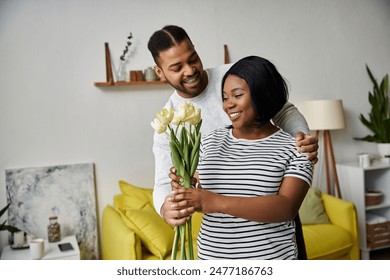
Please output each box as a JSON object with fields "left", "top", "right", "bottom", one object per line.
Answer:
{"left": 152, "top": 64, "right": 309, "bottom": 214}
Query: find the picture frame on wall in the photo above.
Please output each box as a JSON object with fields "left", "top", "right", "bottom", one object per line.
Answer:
{"left": 5, "top": 162, "right": 99, "bottom": 260}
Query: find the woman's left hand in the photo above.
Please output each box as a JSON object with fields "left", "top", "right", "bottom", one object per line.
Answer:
{"left": 171, "top": 186, "right": 218, "bottom": 215}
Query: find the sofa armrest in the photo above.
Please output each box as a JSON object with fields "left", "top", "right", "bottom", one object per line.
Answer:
{"left": 102, "top": 205, "right": 142, "bottom": 260}
{"left": 322, "top": 194, "right": 360, "bottom": 259}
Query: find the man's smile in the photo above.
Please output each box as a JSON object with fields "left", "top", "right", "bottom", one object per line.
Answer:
{"left": 183, "top": 73, "right": 199, "bottom": 85}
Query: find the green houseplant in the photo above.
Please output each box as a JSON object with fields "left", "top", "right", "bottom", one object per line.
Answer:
{"left": 0, "top": 203, "right": 20, "bottom": 233}
{"left": 355, "top": 65, "right": 390, "bottom": 157}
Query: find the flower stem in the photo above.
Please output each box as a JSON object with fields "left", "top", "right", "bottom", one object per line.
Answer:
{"left": 171, "top": 227, "right": 179, "bottom": 260}
{"left": 187, "top": 217, "right": 194, "bottom": 259}
{"left": 180, "top": 224, "right": 186, "bottom": 260}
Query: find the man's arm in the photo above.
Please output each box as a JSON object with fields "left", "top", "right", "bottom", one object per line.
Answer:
{"left": 153, "top": 131, "right": 191, "bottom": 226}
{"left": 273, "top": 102, "right": 318, "bottom": 163}
{"left": 152, "top": 131, "right": 172, "bottom": 215}
{"left": 272, "top": 102, "right": 309, "bottom": 135}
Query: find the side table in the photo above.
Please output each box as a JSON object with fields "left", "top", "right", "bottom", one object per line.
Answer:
{"left": 0, "top": 235, "right": 80, "bottom": 260}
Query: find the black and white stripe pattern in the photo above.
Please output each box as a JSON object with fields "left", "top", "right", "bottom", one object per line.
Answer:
{"left": 197, "top": 128, "right": 313, "bottom": 259}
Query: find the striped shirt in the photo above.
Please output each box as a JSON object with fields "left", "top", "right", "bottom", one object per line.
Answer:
{"left": 152, "top": 64, "right": 310, "bottom": 216}
{"left": 197, "top": 127, "right": 313, "bottom": 260}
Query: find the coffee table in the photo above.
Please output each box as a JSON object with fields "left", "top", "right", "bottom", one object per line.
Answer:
{"left": 0, "top": 235, "right": 80, "bottom": 260}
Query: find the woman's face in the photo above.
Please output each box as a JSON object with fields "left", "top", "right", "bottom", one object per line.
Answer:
{"left": 154, "top": 39, "right": 207, "bottom": 98}
{"left": 222, "top": 74, "right": 257, "bottom": 130}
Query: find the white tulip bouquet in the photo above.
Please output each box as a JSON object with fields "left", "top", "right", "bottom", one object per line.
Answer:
{"left": 151, "top": 102, "right": 202, "bottom": 260}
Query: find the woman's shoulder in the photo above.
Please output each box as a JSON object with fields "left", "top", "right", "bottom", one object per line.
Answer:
{"left": 274, "top": 128, "right": 295, "bottom": 141}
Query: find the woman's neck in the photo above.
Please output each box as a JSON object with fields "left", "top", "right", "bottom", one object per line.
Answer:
{"left": 231, "top": 122, "right": 279, "bottom": 140}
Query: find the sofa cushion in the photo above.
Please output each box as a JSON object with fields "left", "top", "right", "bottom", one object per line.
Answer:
{"left": 299, "top": 187, "right": 330, "bottom": 224}
{"left": 303, "top": 224, "right": 353, "bottom": 260}
{"left": 119, "top": 180, "right": 153, "bottom": 209}
{"left": 115, "top": 204, "right": 174, "bottom": 259}
{"left": 191, "top": 212, "right": 203, "bottom": 239}
{"left": 102, "top": 205, "right": 143, "bottom": 260}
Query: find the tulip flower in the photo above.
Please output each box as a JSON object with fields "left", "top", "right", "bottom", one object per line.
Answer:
{"left": 150, "top": 118, "right": 167, "bottom": 134}
{"left": 151, "top": 102, "right": 202, "bottom": 260}
{"left": 188, "top": 108, "right": 201, "bottom": 126}
{"left": 156, "top": 108, "right": 174, "bottom": 125}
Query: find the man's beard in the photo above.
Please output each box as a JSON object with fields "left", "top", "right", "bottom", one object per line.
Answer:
{"left": 165, "top": 71, "right": 205, "bottom": 97}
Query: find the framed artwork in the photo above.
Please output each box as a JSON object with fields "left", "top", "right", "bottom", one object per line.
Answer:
{"left": 5, "top": 163, "right": 98, "bottom": 259}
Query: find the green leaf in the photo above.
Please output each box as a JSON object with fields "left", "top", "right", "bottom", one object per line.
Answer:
{"left": 170, "top": 141, "right": 183, "bottom": 174}
{"left": 366, "top": 65, "right": 379, "bottom": 90}
{"left": 183, "top": 141, "right": 190, "bottom": 172}
{"left": 0, "top": 203, "right": 20, "bottom": 232}
{"left": 170, "top": 132, "right": 183, "bottom": 158}
{"left": 0, "top": 220, "right": 6, "bottom": 230}
{"left": 356, "top": 66, "right": 390, "bottom": 143}
{"left": 182, "top": 169, "right": 191, "bottom": 188}
{"left": 190, "top": 149, "right": 199, "bottom": 176}
{"left": 196, "top": 119, "right": 202, "bottom": 134}
{"left": 2, "top": 225, "right": 20, "bottom": 233}
{"left": 0, "top": 203, "right": 10, "bottom": 218}
{"left": 180, "top": 126, "right": 187, "bottom": 145}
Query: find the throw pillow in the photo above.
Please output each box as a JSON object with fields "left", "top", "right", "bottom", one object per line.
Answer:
{"left": 116, "top": 204, "right": 174, "bottom": 259}
{"left": 299, "top": 187, "right": 330, "bottom": 224}
{"left": 119, "top": 180, "right": 153, "bottom": 209}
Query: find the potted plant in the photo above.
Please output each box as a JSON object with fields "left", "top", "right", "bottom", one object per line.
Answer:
{"left": 0, "top": 203, "right": 20, "bottom": 233}
{"left": 355, "top": 65, "right": 390, "bottom": 158}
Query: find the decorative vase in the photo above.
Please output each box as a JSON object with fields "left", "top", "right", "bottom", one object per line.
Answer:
{"left": 117, "top": 60, "right": 127, "bottom": 82}
{"left": 13, "top": 231, "right": 25, "bottom": 247}
{"left": 377, "top": 143, "right": 390, "bottom": 158}
{"left": 144, "top": 67, "right": 158, "bottom": 81}
{"left": 47, "top": 216, "right": 61, "bottom": 242}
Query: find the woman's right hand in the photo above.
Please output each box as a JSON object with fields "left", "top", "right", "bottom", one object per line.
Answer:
{"left": 160, "top": 167, "right": 196, "bottom": 226}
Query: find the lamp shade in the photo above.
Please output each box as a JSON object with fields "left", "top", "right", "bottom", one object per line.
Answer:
{"left": 303, "top": 99, "right": 346, "bottom": 130}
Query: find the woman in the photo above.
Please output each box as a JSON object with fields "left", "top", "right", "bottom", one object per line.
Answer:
{"left": 170, "top": 56, "right": 313, "bottom": 259}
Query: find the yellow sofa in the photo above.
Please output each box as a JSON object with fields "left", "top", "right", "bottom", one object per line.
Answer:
{"left": 102, "top": 181, "right": 360, "bottom": 260}
{"left": 301, "top": 192, "right": 360, "bottom": 260}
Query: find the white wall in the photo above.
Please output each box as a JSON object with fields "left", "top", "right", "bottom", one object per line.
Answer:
{"left": 1, "top": 0, "right": 389, "bottom": 254}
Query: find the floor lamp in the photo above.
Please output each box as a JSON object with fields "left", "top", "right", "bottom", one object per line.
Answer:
{"left": 303, "top": 99, "right": 346, "bottom": 198}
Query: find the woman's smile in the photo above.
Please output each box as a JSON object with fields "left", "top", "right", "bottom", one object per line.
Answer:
{"left": 228, "top": 111, "right": 242, "bottom": 121}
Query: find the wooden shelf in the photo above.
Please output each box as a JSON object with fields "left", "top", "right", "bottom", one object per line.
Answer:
{"left": 95, "top": 43, "right": 230, "bottom": 88}
{"left": 94, "top": 81, "right": 168, "bottom": 87}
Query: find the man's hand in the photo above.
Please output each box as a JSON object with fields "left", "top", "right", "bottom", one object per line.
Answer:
{"left": 159, "top": 167, "right": 194, "bottom": 226}
{"left": 295, "top": 132, "right": 319, "bottom": 164}
{"left": 160, "top": 195, "right": 190, "bottom": 227}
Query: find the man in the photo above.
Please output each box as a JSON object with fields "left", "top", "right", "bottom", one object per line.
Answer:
{"left": 148, "top": 25, "right": 318, "bottom": 258}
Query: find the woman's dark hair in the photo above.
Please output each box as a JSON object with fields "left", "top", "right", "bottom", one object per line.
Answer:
{"left": 221, "top": 55, "right": 288, "bottom": 126}
{"left": 147, "top": 25, "right": 193, "bottom": 65}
